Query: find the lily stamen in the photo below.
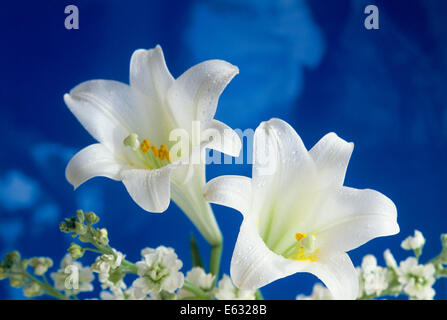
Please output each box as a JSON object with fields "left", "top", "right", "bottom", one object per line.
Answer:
{"left": 123, "top": 134, "right": 171, "bottom": 170}
{"left": 140, "top": 139, "right": 151, "bottom": 153}
{"left": 284, "top": 233, "right": 319, "bottom": 262}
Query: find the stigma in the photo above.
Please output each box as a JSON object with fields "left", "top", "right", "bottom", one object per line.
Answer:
{"left": 284, "top": 232, "right": 319, "bottom": 262}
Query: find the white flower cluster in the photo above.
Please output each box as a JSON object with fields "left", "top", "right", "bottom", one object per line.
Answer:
{"left": 132, "top": 246, "right": 184, "bottom": 299}
{"left": 214, "top": 274, "right": 256, "bottom": 300}
{"left": 91, "top": 249, "right": 131, "bottom": 299}
{"left": 401, "top": 230, "right": 425, "bottom": 254}
{"left": 355, "top": 231, "right": 436, "bottom": 300}
{"left": 296, "top": 283, "right": 333, "bottom": 300}
{"left": 357, "top": 255, "right": 390, "bottom": 297}
{"left": 82, "top": 232, "right": 439, "bottom": 301}
{"left": 397, "top": 257, "right": 435, "bottom": 300}
{"left": 92, "top": 249, "right": 124, "bottom": 286}
{"left": 99, "top": 285, "right": 136, "bottom": 300}
{"left": 50, "top": 254, "right": 94, "bottom": 296}
{"left": 357, "top": 247, "right": 436, "bottom": 300}
{"left": 29, "top": 257, "right": 53, "bottom": 276}
{"left": 177, "top": 267, "right": 214, "bottom": 299}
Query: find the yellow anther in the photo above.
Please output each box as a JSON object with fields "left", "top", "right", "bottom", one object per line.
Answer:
{"left": 295, "top": 249, "right": 319, "bottom": 262}
{"left": 140, "top": 139, "right": 151, "bottom": 153}
{"left": 151, "top": 145, "right": 159, "bottom": 158}
{"left": 160, "top": 145, "right": 171, "bottom": 162}
{"left": 133, "top": 138, "right": 171, "bottom": 166}
{"left": 295, "top": 233, "right": 307, "bottom": 242}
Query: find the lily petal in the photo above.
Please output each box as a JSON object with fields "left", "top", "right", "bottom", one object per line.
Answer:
{"left": 120, "top": 167, "right": 172, "bottom": 213}
{"left": 315, "top": 187, "right": 399, "bottom": 253}
{"left": 251, "top": 119, "right": 316, "bottom": 246}
{"left": 166, "top": 60, "right": 239, "bottom": 128}
{"left": 201, "top": 119, "right": 242, "bottom": 158}
{"left": 300, "top": 253, "right": 359, "bottom": 300}
{"left": 230, "top": 216, "right": 358, "bottom": 299}
{"left": 130, "top": 45, "right": 174, "bottom": 100}
{"left": 203, "top": 175, "right": 252, "bottom": 215}
{"left": 252, "top": 118, "right": 315, "bottom": 194}
{"left": 230, "top": 216, "right": 308, "bottom": 291}
{"left": 64, "top": 80, "right": 157, "bottom": 151}
{"left": 309, "top": 132, "right": 354, "bottom": 188}
{"left": 66, "top": 143, "right": 123, "bottom": 189}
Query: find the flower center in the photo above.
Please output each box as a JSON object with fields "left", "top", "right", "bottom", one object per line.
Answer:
{"left": 145, "top": 263, "right": 169, "bottom": 283}
{"left": 283, "top": 233, "right": 319, "bottom": 262}
{"left": 123, "top": 133, "right": 171, "bottom": 170}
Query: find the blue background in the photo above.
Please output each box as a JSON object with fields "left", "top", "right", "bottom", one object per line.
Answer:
{"left": 0, "top": 0, "right": 446, "bottom": 299}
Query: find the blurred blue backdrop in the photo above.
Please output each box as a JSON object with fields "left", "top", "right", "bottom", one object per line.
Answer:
{"left": 0, "top": 0, "right": 446, "bottom": 299}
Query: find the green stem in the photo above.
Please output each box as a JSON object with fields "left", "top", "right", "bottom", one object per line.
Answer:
{"left": 42, "top": 274, "right": 50, "bottom": 286}
{"left": 182, "top": 280, "right": 212, "bottom": 300}
{"left": 82, "top": 239, "right": 138, "bottom": 275}
{"left": 83, "top": 247, "right": 103, "bottom": 254}
{"left": 190, "top": 234, "right": 204, "bottom": 269}
{"left": 120, "top": 259, "right": 139, "bottom": 274}
{"left": 209, "top": 242, "right": 222, "bottom": 282}
{"left": 180, "top": 296, "right": 208, "bottom": 300}
{"left": 429, "top": 254, "right": 447, "bottom": 266}
{"left": 255, "top": 289, "right": 264, "bottom": 300}
{"left": 23, "top": 272, "right": 69, "bottom": 300}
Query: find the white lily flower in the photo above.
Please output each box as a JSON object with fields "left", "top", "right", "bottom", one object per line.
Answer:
{"left": 64, "top": 45, "right": 241, "bottom": 245}
{"left": 204, "top": 118, "right": 399, "bottom": 299}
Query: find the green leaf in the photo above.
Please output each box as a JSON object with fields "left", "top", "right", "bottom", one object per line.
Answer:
{"left": 255, "top": 289, "right": 264, "bottom": 300}
{"left": 190, "top": 234, "right": 204, "bottom": 269}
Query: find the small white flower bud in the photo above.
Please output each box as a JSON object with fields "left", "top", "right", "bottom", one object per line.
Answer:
{"left": 29, "top": 257, "right": 53, "bottom": 275}
{"left": 68, "top": 243, "right": 85, "bottom": 260}
{"left": 401, "top": 230, "right": 425, "bottom": 251}
{"left": 23, "top": 282, "right": 44, "bottom": 298}
{"left": 383, "top": 249, "right": 397, "bottom": 269}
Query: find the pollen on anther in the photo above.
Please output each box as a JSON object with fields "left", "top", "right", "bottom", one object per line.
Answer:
{"left": 159, "top": 144, "right": 171, "bottom": 162}
{"left": 140, "top": 139, "right": 151, "bottom": 153}
{"left": 151, "top": 145, "right": 160, "bottom": 158}
{"left": 295, "top": 233, "right": 307, "bottom": 242}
